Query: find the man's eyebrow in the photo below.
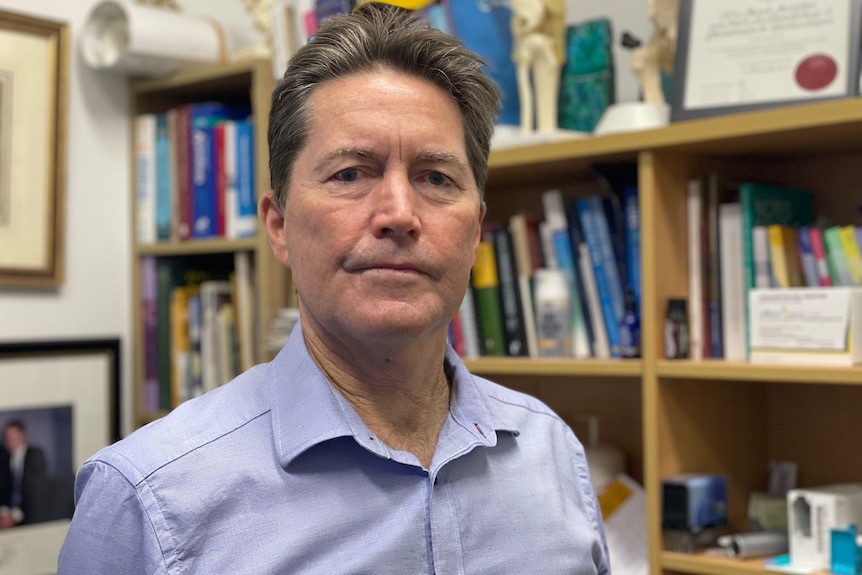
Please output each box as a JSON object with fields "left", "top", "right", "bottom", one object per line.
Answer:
{"left": 415, "top": 150, "right": 470, "bottom": 172}
{"left": 312, "top": 147, "right": 378, "bottom": 174}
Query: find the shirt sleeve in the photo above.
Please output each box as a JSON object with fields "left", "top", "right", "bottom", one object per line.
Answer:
{"left": 57, "top": 460, "right": 169, "bottom": 575}
{"left": 566, "top": 428, "right": 612, "bottom": 575}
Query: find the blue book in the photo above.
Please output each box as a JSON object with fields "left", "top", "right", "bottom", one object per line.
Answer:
{"left": 797, "top": 226, "right": 819, "bottom": 286}
{"left": 155, "top": 114, "right": 172, "bottom": 241}
{"left": 233, "top": 120, "right": 257, "bottom": 238}
{"left": 190, "top": 103, "right": 248, "bottom": 238}
{"left": 448, "top": 0, "right": 520, "bottom": 126}
{"left": 563, "top": 197, "right": 595, "bottom": 356}
{"left": 577, "top": 196, "right": 625, "bottom": 357}
{"left": 622, "top": 185, "right": 641, "bottom": 312}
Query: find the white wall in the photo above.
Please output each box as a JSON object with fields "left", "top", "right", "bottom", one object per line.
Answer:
{"left": 0, "top": 0, "right": 650, "bottom": 437}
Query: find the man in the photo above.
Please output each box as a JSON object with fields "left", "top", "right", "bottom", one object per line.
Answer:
{"left": 0, "top": 420, "right": 48, "bottom": 528}
{"left": 58, "top": 4, "right": 610, "bottom": 573}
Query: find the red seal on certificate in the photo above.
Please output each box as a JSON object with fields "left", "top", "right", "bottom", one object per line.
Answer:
{"left": 795, "top": 54, "right": 838, "bottom": 91}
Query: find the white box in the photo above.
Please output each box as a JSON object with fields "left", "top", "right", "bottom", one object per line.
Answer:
{"left": 787, "top": 483, "right": 862, "bottom": 570}
{"left": 749, "top": 288, "right": 862, "bottom": 366}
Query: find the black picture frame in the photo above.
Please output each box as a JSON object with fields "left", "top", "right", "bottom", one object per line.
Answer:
{"left": 0, "top": 338, "right": 121, "bottom": 574}
{"left": 671, "top": 0, "right": 862, "bottom": 122}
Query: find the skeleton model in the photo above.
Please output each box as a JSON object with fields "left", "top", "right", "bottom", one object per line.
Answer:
{"left": 630, "top": 0, "right": 679, "bottom": 105}
{"left": 240, "top": 0, "right": 275, "bottom": 57}
{"left": 510, "top": 0, "right": 565, "bottom": 134}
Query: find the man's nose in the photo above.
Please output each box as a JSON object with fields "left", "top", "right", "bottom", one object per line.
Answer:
{"left": 369, "top": 170, "right": 422, "bottom": 239}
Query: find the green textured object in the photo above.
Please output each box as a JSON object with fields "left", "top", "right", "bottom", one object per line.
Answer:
{"left": 558, "top": 19, "right": 615, "bottom": 133}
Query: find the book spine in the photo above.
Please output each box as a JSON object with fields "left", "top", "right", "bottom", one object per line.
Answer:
{"left": 135, "top": 114, "right": 157, "bottom": 244}
{"left": 235, "top": 120, "right": 257, "bottom": 238}
{"left": 155, "top": 114, "right": 172, "bottom": 242}
{"left": 169, "top": 286, "right": 190, "bottom": 407}
{"left": 797, "top": 226, "right": 819, "bottom": 287}
{"left": 471, "top": 241, "right": 507, "bottom": 356}
{"left": 808, "top": 227, "right": 833, "bottom": 287}
{"left": 517, "top": 275, "right": 540, "bottom": 358}
{"left": 718, "top": 203, "right": 746, "bottom": 360}
{"left": 767, "top": 225, "right": 792, "bottom": 288}
{"left": 191, "top": 121, "right": 218, "bottom": 238}
{"left": 174, "top": 105, "right": 193, "bottom": 240}
{"left": 577, "top": 197, "right": 622, "bottom": 358}
{"left": 824, "top": 226, "right": 853, "bottom": 286}
{"left": 578, "top": 241, "right": 611, "bottom": 359}
{"left": 156, "top": 258, "right": 185, "bottom": 410}
{"left": 458, "top": 287, "right": 481, "bottom": 359}
{"left": 214, "top": 122, "right": 227, "bottom": 238}
{"left": 233, "top": 251, "right": 256, "bottom": 371}
{"left": 492, "top": 227, "right": 529, "bottom": 356}
{"left": 622, "top": 185, "right": 641, "bottom": 311}
{"left": 838, "top": 225, "right": 862, "bottom": 285}
{"left": 686, "top": 179, "right": 703, "bottom": 360}
{"left": 140, "top": 256, "right": 159, "bottom": 411}
{"left": 706, "top": 174, "right": 722, "bottom": 358}
{"left": 752, "top": 226, "right": 772, "bottom": 289}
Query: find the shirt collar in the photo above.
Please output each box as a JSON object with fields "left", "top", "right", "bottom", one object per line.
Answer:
{"left": 268, "top": 322, "right": 520, "bottom": 468}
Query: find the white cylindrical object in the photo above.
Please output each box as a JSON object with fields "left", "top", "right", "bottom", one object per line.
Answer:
{"left": 533, "top": 268, "right": 571, "bottom": 358}
{"left": 81, "top": 1, "right": 222, "bottom": 77}
{"left": 718, "top": 532, "right": 789, "bottom": 559}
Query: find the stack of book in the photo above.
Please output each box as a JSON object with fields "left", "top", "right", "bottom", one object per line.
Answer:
{"left": 451, "top": 182, "right": 641, "bottom": 361}
{"left": 134, "top": 102, "right": 257, "bottom": 244}
{"left": 685, "top": 175, "right": 862, "bottom": 361}
{"left": 140, "top": 251, "right": 256, "bottom": 412}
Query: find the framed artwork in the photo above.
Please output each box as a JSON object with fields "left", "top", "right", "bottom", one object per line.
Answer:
{"left": 0, "top": 339, "right": 121, "bottom": 575}
{"left": 671, "top": 0, "right": 862, "bottom": 121}
{"left": 0, "top": 10, "right": 69, "bottom": 288}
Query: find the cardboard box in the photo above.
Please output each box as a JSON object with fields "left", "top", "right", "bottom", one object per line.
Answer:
{"left": 788, "top": 484, "right": 862, "bottom": 570}
{"left": 749, "top": 288, "right": 862, "bottom": 366}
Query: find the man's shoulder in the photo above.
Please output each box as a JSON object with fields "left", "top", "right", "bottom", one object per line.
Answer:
{"left": 472, "top": 375, "right": 566, "bottom": 424}
{"left": 88, "top": 364, "right": 272, "bottom": 485}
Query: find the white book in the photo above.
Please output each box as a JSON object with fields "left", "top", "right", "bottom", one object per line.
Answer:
{"left": 135, "top": 114, "right": 157, "bottom": 244}
{"left": 222, "top": 120, "right": 239, "bottom": 239}
{"left": 579, "top": 242, "right": 611, "bottom": 359}
{"left": 459, "top": 288, "right": 481, "bottom": 359}
{"left": 718, "top": 203, "right": 746, "bottom": 361}
{"left": 518, "top": 275, "right": 540, "bottom": 358}
{"left": 686, "top": 179, "right": 703, "bottom": 360}
{"left": 200, "top": 280, "right": 233, "bottom": 392}
{"left": 752, "top": 226, "right": 773, "bottom": 288}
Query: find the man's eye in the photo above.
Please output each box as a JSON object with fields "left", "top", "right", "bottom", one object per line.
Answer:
{"left": 335, "top": 168, "right": 360, "bottom": 182}
{"left": 428, "top": 171, "right": 449, "bottom": 186}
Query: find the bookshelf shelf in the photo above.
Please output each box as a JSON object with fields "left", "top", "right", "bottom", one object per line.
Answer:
{"left": 660, "top": 552, "right": 792, "bottom": 575}
{"left": 464, "top": 357, "right": 641, "bottom": 377}
{"left": 134, "top": 237, "right": 260, "bottom": 257}
{"left": 656, "top": 360, "right": 862, "bottom": 385}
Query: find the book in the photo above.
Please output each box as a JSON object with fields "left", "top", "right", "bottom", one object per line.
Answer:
{"left": 705, "top": 173, "right": 723, "bottom": 358}
{"left": 232, "top": 120, "right": 258, "bottom": 239}
{"left": 578, "top": 242, "right": 611, "bottom": 359}
{"left": 491, "top": 227, "right": 529, "bottom": 357}
{"left": 576, "top": 196, "right": 625, "bottom": 358}
{"left": 796, "top": 226, "right": 819, "bottom": 287}
{"left": 823, "top": 226, "right": 854, "bottom": 286}
{"left": 173, "top": 104, "right": 193, "bottom": 240}
{"left": 471, "top": 241, "right": 507, "bottom": 356}
{"left": 808, "top": 227, "right": 833, "bottom": 287}
{"left": 169, "top": 285, "right": 190, "bottom": 406}
{"left": 686, "top": 179, "right": 704, "bottom": 360}
{"left": 458, "top": 287, "right": 481, "bottom": 359}
{"left": 509, "top": 212, "right": 544, "bottom": 277}
{"left": 156, "top": 258, "right": 185, "bottom": 410}
{"left": 767, "top": 225, "right": 804, "bottom": 287}
{"left": 189, "top": 103, "right": 249, "bottom": 238}
{"left": 622, "top": 185, "right": 641, "bottom": 312}
{"left": 200, "top": 280, "right": 234, "bottom": 392}
{"left": 543, "top": 190, "right": 590, "bottom": 358}
{"left": 135, "top": 114, "right": 157, "bottom": 244}
{"left": 155, "top": 114, "right": 173, "bottom": 242}
{"left": 233, "top": 251, "right": 256, "bottom": 372}
{"left": 739, "top": 183, "right": 814, "bottom": 353}
{"left": 140, "top": 256, "right": 159, "bottom": 411}
{"left": 838, "top": 225, "right": 862, "bottom": 285}
{"left": 718, "top": 203, "right": 746, "bottom": 361}
{"left": 752, "top": 226, "right": 772, "bottom": 288}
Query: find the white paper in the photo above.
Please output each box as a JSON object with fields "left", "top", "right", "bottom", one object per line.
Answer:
{"left": 684, "top": 0, "right": 851, "bottom": 110}
{"left": 600, "top": 474, "right": 648, "bottom": 575}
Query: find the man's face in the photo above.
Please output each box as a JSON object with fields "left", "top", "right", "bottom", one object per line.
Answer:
{"left": 3, "top": 427, "right": 23, "bottom": 453}
{"left": 266, "top": 69, "right": 484, "bottom": 346}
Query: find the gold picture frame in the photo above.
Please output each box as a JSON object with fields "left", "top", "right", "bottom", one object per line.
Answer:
{"left": 0, "top": 10, "right": 68, "bottom": 288}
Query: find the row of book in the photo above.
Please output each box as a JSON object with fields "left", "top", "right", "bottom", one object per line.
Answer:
{"left": 135, "top": 103, "right": 257, "bottom": 244}
{"left": 687, "top": 175, "right": 862, "bottom": 361}
{"left": 140, "top": 252, "right": 257, "bottom": 412}
{"left": 451, "top": 185, "right": 641, "bottom": 360}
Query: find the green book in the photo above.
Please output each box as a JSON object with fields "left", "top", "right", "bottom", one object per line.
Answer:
{"left": 471, "top": 241, "right": 507, "bottom": 356}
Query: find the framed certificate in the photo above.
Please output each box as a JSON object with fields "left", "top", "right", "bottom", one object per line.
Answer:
{"left": 671, "top": 0, "right": 862, "bottom": 121}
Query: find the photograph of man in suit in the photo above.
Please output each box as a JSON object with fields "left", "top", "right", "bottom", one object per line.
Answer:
{"left": 0, "top": 419, "right": 49, "bottom": 528}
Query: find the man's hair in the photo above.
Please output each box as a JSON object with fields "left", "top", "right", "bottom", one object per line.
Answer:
{"left": 268, "top": 2, "right": 501, "bottom": 208}
{"left": 4, "top": 420, "right": 24, "bottom": 433}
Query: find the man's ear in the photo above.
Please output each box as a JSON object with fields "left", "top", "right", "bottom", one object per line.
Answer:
{"left": 260, "top": 190, "right": 291, "bottom": 268}
{"left": 474, "top": 201, "right": 487, "bottom": 249}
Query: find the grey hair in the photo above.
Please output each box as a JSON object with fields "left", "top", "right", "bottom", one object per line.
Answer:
{"left": 267, "top": 2, "right": 501, "bottom": 208}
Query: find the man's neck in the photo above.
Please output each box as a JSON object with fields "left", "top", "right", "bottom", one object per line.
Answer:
{"left": 303, "top": 327, "right": 452, "bottom": 469}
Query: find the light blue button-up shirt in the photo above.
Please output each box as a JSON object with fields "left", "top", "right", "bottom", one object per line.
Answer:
{"left": 58, "top": 325, "right": 610, "bottom": 574}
